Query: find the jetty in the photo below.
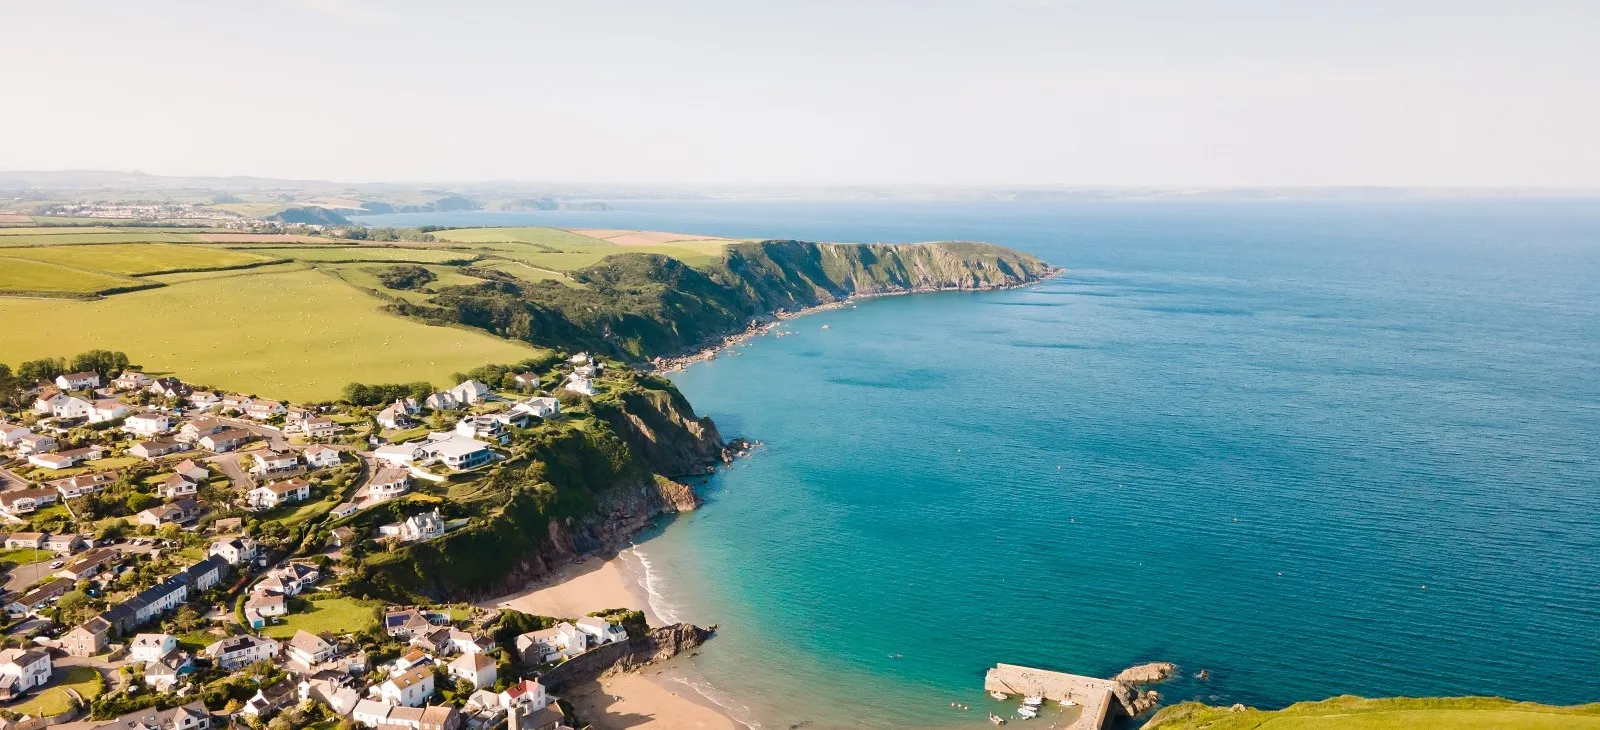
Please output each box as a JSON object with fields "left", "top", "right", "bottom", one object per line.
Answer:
{"left": 984, "top": 663, "right": 1122, "bottom": 730}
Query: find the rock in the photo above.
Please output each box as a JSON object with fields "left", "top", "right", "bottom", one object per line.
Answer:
{"left": 1115, "top": 661, "right": 1178, "bottom": 685}
{"left": 1231, "top": 703, "right": 1248, "bottom": 712}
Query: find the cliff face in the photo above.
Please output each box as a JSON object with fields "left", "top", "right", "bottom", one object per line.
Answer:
{"left": 412, "top": 239, "right": 1058, "bottom": 360}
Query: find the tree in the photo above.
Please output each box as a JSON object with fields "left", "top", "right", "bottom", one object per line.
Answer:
{"left": 454, "top": 677, "right": 474, "bottom": 698}
{"left": 17, "top": 357, "right": 66, "bottom": 383}
{"left": 127, "top": 492, "right": 160, "bottom": 513}
{"left": 69, "top": 350, "right": 131, "bottom": 377}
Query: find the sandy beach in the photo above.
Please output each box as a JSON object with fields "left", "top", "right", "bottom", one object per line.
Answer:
{"left": 567, "top": 673, "right": 742, "bottom": 730}
{"left": 479, "top": 554, "right": 652, "bottom": 622}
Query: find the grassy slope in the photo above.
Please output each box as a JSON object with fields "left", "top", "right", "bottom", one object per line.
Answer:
{"left": 0, "top": 266, "right": 536, "bottom": 401}
{"left": 1145, "top": 697, "right": 1600, "bottom": 730}
{"left": 262, "top": 596, "right": 379, "bottom": 638}
{"left": 0, "top": 242, "right": 274, "bottom": 274}
{"left": 233, "top": 246, "right": 474, "bottom": 264}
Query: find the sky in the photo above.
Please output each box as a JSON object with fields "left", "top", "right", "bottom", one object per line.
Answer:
{"left": 2, "top": 0, "right": 1598, "bottom": 187}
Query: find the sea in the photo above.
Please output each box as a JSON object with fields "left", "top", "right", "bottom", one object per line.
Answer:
{"left": 357, "top": 200, "right": 1600, "bottom": 728}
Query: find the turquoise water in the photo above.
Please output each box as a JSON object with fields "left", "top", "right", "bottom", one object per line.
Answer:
{"left": 376, "top": 202, "right": 1600, "bottom": 727}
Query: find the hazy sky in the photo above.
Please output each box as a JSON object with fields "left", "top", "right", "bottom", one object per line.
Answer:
{"left": 3, "top": 1, "right": 1597, "bottom": 187}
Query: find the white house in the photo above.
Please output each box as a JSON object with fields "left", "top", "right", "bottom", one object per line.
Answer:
{"left": 0, "top": 424, "right": 33, "bottom": 447}
{"left": 113, "top": 371, "right": 152, "bottom": 390}
{"left": 286, "top": 630, "right": 336, "bottom": 669}
{"left": 515, "top": 622, "right": 588, "bottom": 664}
{"left": 186, "top": 391, "right": 220, "bottom": 410}
{"left": 0, "top": 489, "right": 58, "bottom": 514}
{"left": 0, "top": 648, "right": 53, "bottom": 699}
{"left": 422, "top": 392, "right": 458, "bottom": 411}
{"left": 400, "top": 510, "right": 445, "bottom": 542}
{"left": 131, "top": 439, "right": 186, "bottom": 460}
{"left": 247, "top": 479, "right": 311, "bottom": 510}
{"left": 448, "top": 380, "right": 493, "bottom": 405}
{"left": 173, "top": 459, "right": 210, "bottom": 482}
{"left": 377, "top": 401, "right": 414, "bottom": 430}
{"left": 353, "top": 699, "right": 395, "bottom": 727}
{"left": 53, "top": 396, "right": 96, "bottom": 420}
{"left": 124, "top": 411, "right": 172, "bottom": 436}
{"left": 498, "top": 678, "right": 549, "bottom": 711}
{"left": 206, "top": 635, "right": 279, "bottom": 670}
{"left": 199, "top": 428, "right": 253, "bottom": 453}
{"left": 157, "top": 473, "right": 199, "bottom": 499}
{"left": 562, "top": 374, "right": 597, "bottom": 397}
{"left": 250, "top": 450, "right": 300, "bottom": 476}
{"left": 89, "top": 399, "right": 130, "bottom": 424}
{"left": 374, "top": 442, "right": 425, "bottom": 467}
{"left": 512, "top": 372, "right": 540, "bottom": 390}
{"left": 368, "top": 468, "right": 412, "bottom": 502}
{"left": 246, "top": 592, "right": 288, "bottom": 618}
{"left": 448, "top": 652, "right": 497, "bottom": 690}
{"left": 454, "top": 415, "right": 509, "bottom": 444}
{"left": 513, "top": 397, "right": 560, "bottom": 420}
{"left": 56, "top": 371, "right": 101, "bottom": 390}
{"left": 208, "top": 537, "right": 258, "bottom": 566}
{"left": 220, "top": 394, "right": 253, "bottom": 411}
{"left": 380, "top": 665, "right": 435, "bottom": 707}
{"left": 304, "top": 444, "right": 342, "bottom": 469}
{"left": 300, "top": 417, "right": 339, "bottom": 439}
{"left": 48, "top": 472, "right": 114, "bottom": 499}
{"left": 129, "top": 633, "right": 180, "bottom": 664}
{"left": 575, "top": 616, "right": 629, "bottom": 646}
{"left": 245, "top": 399, "right": 286, "bottom": 420}
{"left": 14, "top": 433, "right": 58, "bottom": 455}
{"left": 29, "top": 448, "right": 98, "bottom": 470}
{"left": 422, "top": 435, "right": 494, "bottom": 470}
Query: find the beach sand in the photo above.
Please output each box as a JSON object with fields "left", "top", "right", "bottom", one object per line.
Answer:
{"left": 479, "top": 555, "right": 652, "bottom": 622}
{"left": 567, "top": 673, "right": 741, "bottom": 730}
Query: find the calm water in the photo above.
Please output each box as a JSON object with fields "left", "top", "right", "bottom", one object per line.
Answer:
{"left": 377, "top": 201, "right": 1600, "bottom": 727}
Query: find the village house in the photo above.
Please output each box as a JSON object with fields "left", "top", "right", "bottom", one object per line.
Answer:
{"left": 220, "top": 394, "right": 253, "bottom": 411}
{"left": 304, "top": 444, "right": 341, "bottom": 469}
{"left": 6, "top": 578, "right": 74, "bottom": 618}
{"left": 113, "top": 371, "right": 152, "bottom": 390}
{"left": 147, "top": 377, "right": 190, "bottom": 399}
{"left": 425, "top": 434, "right": 495, "bottom": 470}
{"left": 95, "top": 701, "right": 212, "bottom": 730}
{"left": 199, "top": 428, "right": 253, "bottom": 452}
{"left": 301, "top": 679, "right": 361, "bottom": 716}
{"left": 562, "top": 374, "right": 597, "bottom": 397}
{"left": 380, "top": 665, "right": 436, "bottom": 707}
{"left": 63, "top": 615, "right": 112, "bottom": 657}
{"left": 247, "top": 479, "right": 310, "bottom": 510}
{"left": 454, "top": 415, "right": 510, "bottom": 444}
{"left": 179, "top": 419, "right": 226, "bottom": 442}
{"left": 138, "top": 498, "right": 200, "bottom": 527}
{"left": 448, "top": 379, "right": 494, "bottom": 405}
{"left": 185, "top": 390, "right": 219, "bottom": 409}
{"left": 44, "top": 533, "right": 85, "bottom": 553}
{"left": 246, "top": 591, "right": 288, "bottom": 618}
{"left": 368, "top": 467, "right": 412, "bottom": 502}
{"left": 14, "top": 432, "right": 58, "bottom": 455}
{"left": 0, "top": 647, "right": 53, "bottom": 699}
{"left": 390, "top": 646, "right": 433, "bottom": 674}
{"left": 0, "top": 488, "right": 60, "bottom": 514}
{"left": 56, "top": 371, "right": 102, "bottom": 390}
{"left": 5, "top": 531, "right": 49, "bottom": 549}
{"left": 499, "top": 678, "right": 550, "bottom": 712}
{"left": 374, "top": 442, "right": 425, "bottom": 467}
{"left": 102, "top": 577, "right": 186, "bottom": 633}
{"left": 245, "top": 399, "right": 286, "bottom": 420}
{"left": 157, "top": 473, "right": 200, "bottom": 499}
{"left": 330, "top": 524, "right": 358, "bottom": 545}
{"left": 173, "top": 459, "right": 209, "bottom": 482}
{"left": 181, "top": 555, "right": 228, "bottom": 591}
{"left": 300, "top": 416, "right": 340, "bottom": 439}
{"left": 418, "top": 705, "right": 461, "bottom": 730}
{"left": 512, "top": 371, "right": 540, "bottom": 390}
{"left": 575, "top": 616, "right": 629, "bottom": 645}
{"left": 377, "top": 401, "right": 414, "bottom": 430}
{"left": 208, "top": 537, "right": 258, "bottom": 566}
{"left": 131, "top": 438, "right": 186, "bottom": 460}
{"left": 513, "top": 396, "right": 561, "bottom": 419}
{"left": 32, "top": 389, "right": 65, "bottom": 414}
{"left": 330, "top": 504, "right": 360, "bottom": 521}
{"left": 381, "top": 509, "right": 445, "bottom": 543}
{"left": 206, "top": 634, "right": 279, "bottom": 670}
{"left": 29, "top": 445, "right": 101, "bottom": 470}
{"left": 286, "top": 630, "right": 336, "bottom": 669}
{"left": 0, "top": 423, "right": 32, "bottom": 447}
{"left": 515, "top": 622, "right": 589, "bottom": 664}
{"left": 124, "top": 411, "right": 172, "bottom": 436}
{"left": 423, "top": 391, "right": 458, "bottom": 411}
{"left": 448, "top": 652, "right": 497, "bottom": 690}
{"left": 130, "top": 633, "right": 180, "bottom": 664}
{"left": 89, "top": 399, "right": 130, "bottom": 424}
{"left": 250, "top": 449, "right": 300, "bottom": 476}
{"left": 58, "top": 548, "right": 118, "bottom": 580}
{"left": 384, "top": 608, "right": 438, "bottom": 638}
{"left": 142, "top": 651, "right": 194, "bottom": 693}
{"left": 48, "top": 472, "right": 114, "bottom": 499}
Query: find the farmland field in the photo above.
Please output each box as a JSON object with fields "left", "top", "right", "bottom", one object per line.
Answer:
{"left": 0, "top": 232, "right": 198, "bottom": 244}
{"left": 1146, "top": 697, "right": 1600, "bottom": 730}
{"left": 0, "top": 257, "right": 141, "bottom": 293}
{"left": 0, "top": 242, "right": 276, "bottom": 274}
{"left": 0, "top": 266, "right": 539, "bottom": 401}
{"left": 263, "top": 596, "right": 380, "bottom": 638}
{"left": 250, "top": 246, "right": 477, "bottom": 264}
{"left": 431, "top": 226, "right": 616, "bottom": 247}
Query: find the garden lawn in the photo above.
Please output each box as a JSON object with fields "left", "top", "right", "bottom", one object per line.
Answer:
{"left": 1145, "top": 697, "right": 1600, "bottom": 730}
{"left": 0, "top": 266, "right": 539, "bottom": 402}
{"left": 263, "top": 596, "right": 379, "bottom": 638}
{"left": 10, "top": 666, "right": 103, "bottom": 717}
{"left": 0, "top": 243, "right": 274, "bottom": 275}
{"left": 0, "top": 547, "right": 56, "bottom": 565}
{"left": 0, "top": 257, "right": 138, "bottom": 293}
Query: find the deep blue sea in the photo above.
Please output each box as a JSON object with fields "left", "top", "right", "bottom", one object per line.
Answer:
{"left": 364, "top": 201, "right": 1600, "bottom": 728}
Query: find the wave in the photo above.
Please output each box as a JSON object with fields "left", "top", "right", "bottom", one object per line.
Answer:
{"left": 660, "top": 673, "right": 766, "bottom": 730}
{"left": 624, "top": 545, "right": 683, "bottom": 625}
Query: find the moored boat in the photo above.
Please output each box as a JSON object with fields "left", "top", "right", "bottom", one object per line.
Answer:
{"left": 990, "top": 691, "right": 1009, "bottom": 701}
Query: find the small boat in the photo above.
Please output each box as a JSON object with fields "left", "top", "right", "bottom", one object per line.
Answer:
{"left": 821, "top": 324, "right": 830, "bottom": 329}
{"left": 989, "top": 713, "right": 1007, "bottom": 725}
{"left": 990, "top": 691, "right": 1009, "bottom": 701}
{"left": 1023, "top": 697, "right": 1044, "bottom": 707}
{"left": 1017, "top": 706, "right": 1039, "bottom": 719}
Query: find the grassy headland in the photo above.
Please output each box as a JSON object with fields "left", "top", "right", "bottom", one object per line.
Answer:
{"left": 1144, "top": 696, "right": 1600, "bottom": 729}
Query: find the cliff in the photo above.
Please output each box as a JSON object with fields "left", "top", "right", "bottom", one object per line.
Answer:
{"left": 404, "top": 239, "right": 1058, "bottom": 360}
{"left": 539, "top": 623, "right": 716, "bottom": 691}
{"left": 348, "top": 373, "right": 725, "bottom": 603}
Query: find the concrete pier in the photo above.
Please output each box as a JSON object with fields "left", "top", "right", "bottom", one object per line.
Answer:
{"left": 984, "top": 663, "right": 1121, "bottom": 730}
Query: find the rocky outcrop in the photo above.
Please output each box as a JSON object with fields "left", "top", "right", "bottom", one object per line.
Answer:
{"left": 1113, "top": 661, "right": 1178, "bottom": 719}
{"left": 1116, "top": 662, "right": 1178, "bottom": 685}
{"left": 538, "top": 623, "right": 715, "bottom": 691}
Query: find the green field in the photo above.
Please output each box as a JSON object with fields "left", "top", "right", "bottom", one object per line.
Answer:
{"left": 263, "top": 596, "right": 379, "bottom": 638}
{"left": 0, "top": 232, "right": 199, "bottom": 245}
{"left": 0, "top": 547, "right": 56, "bottom": 566}
{"left": 0, "top": 242, "right": 275, "bottom": 275}
{"left": 0, "top": 257, "right": 142, "bottom": 293}
{"left": 1145, "top": 696, "right": 1600, "bottom": 730}
{"left": 475, "top": 259, "right": 581, "bottom": 287}
{"left": 432, "top": 226, "right": 616, "bottom": 247}
{"left": 11, "top": 666, "right": 103, "bottom": 717}
{"left": 250, "top": 246, "right": 476, "bottom": 264}
{"left": 324, "top": 263, "right": 494, "bottom": 303}
{"left": 0, "top": 266, "right": 538, "bottom": 402}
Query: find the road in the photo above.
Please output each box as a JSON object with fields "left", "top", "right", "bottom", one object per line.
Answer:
{"left": 206, "top": 451, "right": 255, "bottom": 492}
{"left": 0, "top": 464, "right": 27, "bottom": 492}
{"left": 5, "top": 560, "right": 60, "bottom": 591}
